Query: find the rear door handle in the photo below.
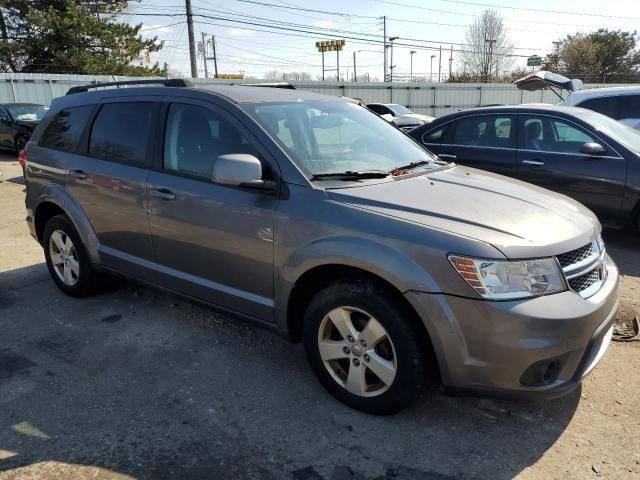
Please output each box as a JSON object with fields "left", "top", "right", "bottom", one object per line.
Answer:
{"left": 439, "top": 153, "right": 457, "bottom": 160}
{"left": 522, "top": 160, "right": 545, "bottom": 166}
{"left": 69, "top": 169, "right": 88, "bottom": 179}
{"left": 149, "top": 188, "right": 176, "bottom": 200}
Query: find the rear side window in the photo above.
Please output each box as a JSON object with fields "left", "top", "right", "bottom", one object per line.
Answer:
{"left": 89, "top": 103, "right": 158, "bottom": 168}
{"left": 452, "top": 115, "right": 515, "bottom": 148}
{"left": 577, "top": 97, "right": 616, "bottom": 118}
{"left": 578, "top": 94, "right": 640, "bottom": 120}
{"left": 39, "top": 105, "right": 93, "bottom": 152}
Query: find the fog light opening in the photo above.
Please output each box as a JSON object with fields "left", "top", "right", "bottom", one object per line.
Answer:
{"left": 520, "top": 355, "right": 567, "bottom": 387}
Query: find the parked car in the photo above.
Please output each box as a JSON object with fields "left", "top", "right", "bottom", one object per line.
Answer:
{"left": 410, "top": 104, "right": 640, "bottom": 231}
{"left": 24, "top": 79, "right": 618, "bottom": 414}
{"left": 515, "top": 71, "right": 640, "bottom": 130}
{"left": 0, "top": 102, "right": 49, "bottom": 153}
{"left": 366, "top": 103, "right": 434, "bottom": 132}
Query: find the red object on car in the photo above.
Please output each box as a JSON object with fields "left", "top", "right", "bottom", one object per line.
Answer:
{"left": 18, "top": 149, "right": 27, "bottom": 169}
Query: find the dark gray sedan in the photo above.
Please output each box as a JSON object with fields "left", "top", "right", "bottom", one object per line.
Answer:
{"left": 410, "top": 105, "right": 640, "bottom": 231}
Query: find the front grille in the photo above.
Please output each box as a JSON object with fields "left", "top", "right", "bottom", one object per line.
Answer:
{"left": 557, "top": 243, "right": 593, "bottom": 268}
{"left": 568, "top": 267, "right": 601, "bottom": 292}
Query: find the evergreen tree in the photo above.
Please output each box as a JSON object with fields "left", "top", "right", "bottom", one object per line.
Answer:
{"left": 0, "top": 1, "right": 165, "bottom": 75}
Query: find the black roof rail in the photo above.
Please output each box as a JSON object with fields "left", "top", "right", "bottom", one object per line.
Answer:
{"left": 235, "top": 82, "right": 296, "bottom": 89}
{"left": 66, "top": 78, "right": 193, "bottom": 95}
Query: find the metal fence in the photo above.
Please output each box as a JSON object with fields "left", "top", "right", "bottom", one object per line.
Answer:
{"left": 1, "top": 73, "right": 634, "bottom": 117}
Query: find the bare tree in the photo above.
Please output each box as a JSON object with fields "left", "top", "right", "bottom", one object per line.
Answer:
{"left": 460, "top": 9, "right": 514, "bottom": 82}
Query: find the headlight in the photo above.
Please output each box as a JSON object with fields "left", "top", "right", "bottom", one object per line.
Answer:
{"left": 449, "top": 255, "right": 566, "bottom": 300}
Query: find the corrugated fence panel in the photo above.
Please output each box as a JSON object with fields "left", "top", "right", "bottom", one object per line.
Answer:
{"left": 0, "top": 74, "right": 635, "bottom": 118}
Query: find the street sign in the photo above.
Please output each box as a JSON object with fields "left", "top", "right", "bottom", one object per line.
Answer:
{"left": 316, "top": 40, "right": 346, "bottom": 52}
{"left": 527, "top": 55, "right": 542, "bottom": 67}
{"left": 215, "top": 74, "right": 244, "bottom": 79}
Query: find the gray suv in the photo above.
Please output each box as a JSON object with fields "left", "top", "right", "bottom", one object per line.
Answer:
{"left": 24, "top": 79, "right": 619, "bottom": 414}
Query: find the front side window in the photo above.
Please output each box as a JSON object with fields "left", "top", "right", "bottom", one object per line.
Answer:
{"left": 164, "top": 103, "right": 259, "bottom": 179}
{"left": 39, "top": 105, "right": 94, "bottom": 152}
{"left": 245, "top": 101, "right": 443, "bottom": 178}
{"left": 522, "top": 116, "right": 595, "bottom": 154}
{"left": 452, "top": 115, "right": 514, "bottom": 148}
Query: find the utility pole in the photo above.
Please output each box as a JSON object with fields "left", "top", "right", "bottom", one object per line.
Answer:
{"left": 353, "top": 51, "right": 357, "bottom": 82}
{"left": 211, "top": 35, "right": 218, "bottom": 77}
{"left": 410, "top": 50, "right": 416, "bottom": 82}
{"left": 438, "top": 45, "right": 442, "bottom": 82}
{"left": 389, "top": 36, "right": 398, "bottom": 82}
{"left": 201, "top": 32, "right": 209, "bottom": 78}
{"left": 430, "top": 54, "right": 435, "bottom": 82}
{"left": 383, "top": 16, "right": 387, "bottom": 82}
{"left": 336, "top": 48, "right": 340, "bottom": 81}
{"left": 448, "top": 44, "right": 453, "bottom": 81}
{"left": 485, "top": 37, "right": 496, "bottom": 81}
{"left": 185, "top": 0, "right": 198, "bottom": 78}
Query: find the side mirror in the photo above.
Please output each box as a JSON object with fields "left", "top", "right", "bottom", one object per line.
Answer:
{"left": 580, "top": 142, "right": 607, "bottom": 155}
{"left": 0, "top": 116, "right": 10, "bottom": 125}
{"left": 212, "top": 154, "right": 276, "bottom": 191}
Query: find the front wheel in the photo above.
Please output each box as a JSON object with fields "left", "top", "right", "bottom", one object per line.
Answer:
{"left": 303, "top": 279, "right": 431, "bottom": 414}
{"left": 14, "top": 135, "right": 27, "bottom": 154}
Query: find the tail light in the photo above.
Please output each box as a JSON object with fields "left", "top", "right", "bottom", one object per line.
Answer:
{"left": 18, "top": 149, "right": 27, "bottom": 169}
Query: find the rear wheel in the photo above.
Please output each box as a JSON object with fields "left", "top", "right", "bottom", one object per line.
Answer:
{"left": 43, "top": 215, "right": 99, "bottom": 297}
{"left": 303, "top": 279, "right": 430, "bottom": 414}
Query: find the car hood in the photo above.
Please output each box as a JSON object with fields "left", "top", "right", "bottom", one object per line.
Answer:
{"left": 400, "top": 113, "right": 435, "bottom": 123}
{"left": 15, "top": 120, "right": 39, "bottom": 130}
{"left": 327, "top": 165, "right": 599, "bottom": 258}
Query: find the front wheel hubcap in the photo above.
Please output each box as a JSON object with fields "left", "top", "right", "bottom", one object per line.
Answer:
{"left": 318, "top": 306, "right": 397, "bottom": 397}
{"left": 49, "top": 230, "right": 80, "bottom": 286}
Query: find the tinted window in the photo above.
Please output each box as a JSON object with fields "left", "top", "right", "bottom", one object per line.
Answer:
{"left": 578, "top": 97, "right": 616, "bottom": 118}
{"left": 422, "top": 126, "right": 445, "bottom": 144}
{"left": 89, "top": 103, "right": 157, "bottom": 168}
{"left": 452, "top": 115, "right": 514, "bottom": 148}
{"left": 164, "top": 103, "right": 259, "bottom": 179}
{"left": 522, "top": 116, "right": 595, "bottom": 154}
{"left": 39, "top": 105, "right": 93, "bottom": 152}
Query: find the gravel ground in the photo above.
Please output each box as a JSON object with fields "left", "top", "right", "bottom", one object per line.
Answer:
{"left": 1, "top": 153, "right": 639, "bottom": 480}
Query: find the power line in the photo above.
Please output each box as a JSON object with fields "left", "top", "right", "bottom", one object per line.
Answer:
{"left": 439, "top": 0, "right": 640, "bottom": 20}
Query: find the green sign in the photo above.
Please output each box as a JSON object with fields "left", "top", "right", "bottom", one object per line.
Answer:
{"left": 527, "top": 55, "right": 542, "bottom": 67}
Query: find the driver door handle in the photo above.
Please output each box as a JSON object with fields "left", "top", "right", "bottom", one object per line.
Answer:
{"left": 522, "top": 160, "right": 544, "bottom": 166}
{"left": 149, "top": 188, "right": 176, "bottom": 200}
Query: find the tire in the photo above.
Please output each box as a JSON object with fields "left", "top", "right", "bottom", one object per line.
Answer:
{"left": 43, "top": 214, "right": 99, "bottom": 297}
{"left": 303, "top": 278, "right": 431, "bottom": 415}
{"left": 14, "top": 135, "right": 26, "bottom": 154}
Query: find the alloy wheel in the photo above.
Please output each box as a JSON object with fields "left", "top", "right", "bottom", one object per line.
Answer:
{"left": 317, "top": 306, "right": 397, "bottom": 397}
{"left": 49, "top": 230, "right": 80, "bottom": 286}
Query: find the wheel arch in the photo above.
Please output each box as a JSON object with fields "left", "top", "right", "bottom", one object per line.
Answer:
{"left": 32, "top": 189, "right": 101, "bottom": 263}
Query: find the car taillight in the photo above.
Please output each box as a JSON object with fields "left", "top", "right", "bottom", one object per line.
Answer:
{"left": 18, "top": 149, "right": 27, "bottom": 168}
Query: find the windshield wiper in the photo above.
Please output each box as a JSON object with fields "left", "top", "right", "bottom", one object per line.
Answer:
{"left": 310, "top": 170, "right": 390, "bottom": 181}
{"left": 391, "top": 158, "right": 450, "bottom": 175}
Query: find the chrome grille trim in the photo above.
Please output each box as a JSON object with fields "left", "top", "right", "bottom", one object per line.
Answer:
{"left": 557, "top": 238, "right": 607, "bottom": 298}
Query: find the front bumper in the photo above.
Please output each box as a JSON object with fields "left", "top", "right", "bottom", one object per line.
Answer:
{"left": 406, "top": 254, "right": 619, "bottom": 399}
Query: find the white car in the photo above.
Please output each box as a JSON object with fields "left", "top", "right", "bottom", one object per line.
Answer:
{"left": 366, "top": 103, "right": 435, "bottom": 132}
{"left": 515, "top": 71, "right": 640, "bottom": 130}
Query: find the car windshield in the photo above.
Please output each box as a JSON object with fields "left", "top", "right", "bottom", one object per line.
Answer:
{"left": 387, "top": 104, "right": 413, "bottom": 115}
{"left": 245, "top": 101, "right": 443, "bottom": 179}
{"left": 580, "top": 109, "right": 640, "bottom": 153}
{"left": 5, "top": 104, "right": 49, "bottom": 121}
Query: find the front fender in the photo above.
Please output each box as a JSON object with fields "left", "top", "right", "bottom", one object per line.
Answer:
{"left": 274, "top": 235, "right": 440, "bottom": 332}
{"left": 32, "top": 183, "right": 101, "bottom": 264}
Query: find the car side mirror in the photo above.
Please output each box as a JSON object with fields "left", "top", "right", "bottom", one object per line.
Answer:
{"left": 0, "top": 116, "right": 10, "bottom": 125}
{"left": 211, "top": 154, "right": 276, "bottom": 192}
{"left": 580, "top": 142, "right": 607, "bottom": 155}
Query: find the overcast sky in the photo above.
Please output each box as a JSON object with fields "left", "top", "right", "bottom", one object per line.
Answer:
{"left": 130, "top": 0, "right": 640, "bottom": 80}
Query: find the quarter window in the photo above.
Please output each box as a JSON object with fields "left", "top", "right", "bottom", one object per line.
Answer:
{"left": 39, "top": 105, "right": 94, "bottom": 152}
{"left": 452, "top": 115, "right": 514, "bottom": 148}
{"left": 89, "top": 103, "right": 157, "bottom": 168}
{"left": 422, "top": 126, "right": 445, "bottom": 144}
{"left": 163, "top": 103, "right": 259, "bottom": 179}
